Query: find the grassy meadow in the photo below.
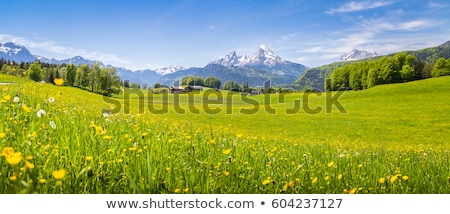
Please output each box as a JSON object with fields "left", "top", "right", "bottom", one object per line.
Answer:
{"left": 1, "top": 73, "right": 450, "bottom": 194}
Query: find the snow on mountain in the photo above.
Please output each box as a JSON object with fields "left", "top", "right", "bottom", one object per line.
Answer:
{"left": 210, "top": 45, "right": 290, "bottom": 68}
{"left": 210, "top": 51, "right": 248, "bottom": 66}
{"left": 0, "top": 42, "right": 36, "bottom": 62}
{"left": 154, "top": 65, "right": 186, "bottom": 75}
{"left": 241, "top": 44, "right": 288, "bottom": 67}
{"left": 341, "top": 49, "right": 380, "bottom": 61}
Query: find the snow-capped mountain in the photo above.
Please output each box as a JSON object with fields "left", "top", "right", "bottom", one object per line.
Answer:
{"left": 0, "top": 42, "right": 36, "bottom": 62}
{"left": 154, "top": 65, "right": 186, "bottom": 75}
{"left": 210, "top": 45, "right": 293, "bottom": 68}
{"left": 341, "top": 49, "right": 380, "bottom": 61}
{"left": 242, "top": 45, "right": 289, "bottom": 67}
{"left": 210, "top": 51, "right": 248, "bottom": 66}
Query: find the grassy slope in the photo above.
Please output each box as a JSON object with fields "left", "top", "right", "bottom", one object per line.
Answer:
{"left": 1, "top": 74, "right": 450, "bottom": 194}
{"left": 118, "top": 76, "right": 450, "bottom": 148}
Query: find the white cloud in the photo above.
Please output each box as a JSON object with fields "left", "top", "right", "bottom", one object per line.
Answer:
{"left": 326, "top": 1, "right": 394, "bottom": 14}
{"left": 280, "top": 33, "right": 298, "bottom": 40}
{"left": 0, "top": 34, "right": 129, "bottom": 66}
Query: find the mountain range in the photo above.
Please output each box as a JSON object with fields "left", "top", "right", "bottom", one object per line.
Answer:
{"left": 0, "top": 42, "right": 307, "bottom": 87}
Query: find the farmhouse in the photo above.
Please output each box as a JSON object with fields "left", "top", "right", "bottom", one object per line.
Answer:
{"left": 169, "top": 85, "right": 203, "bottom": 93}
{"left": 169, "top": 86, "right": 184, "bottom": 93}
{"left": 184, "top": 85, "right": 202, "bottom": 92}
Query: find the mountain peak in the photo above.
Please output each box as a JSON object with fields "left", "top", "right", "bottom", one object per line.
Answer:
{"left": 341, "top": 49, "right": 380, "bottom": 61}
{"left": 155, "top": 65, "right": 186, "bottom": 75}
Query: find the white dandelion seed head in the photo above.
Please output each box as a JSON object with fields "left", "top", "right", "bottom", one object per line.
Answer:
{"left": 36, "top": 109, "right": 46, "bottom": 118}
{"left": 13, "top": 97, "right": 20, "bottom": 103}
{"left": 48, "top": 97, "right": 55, "bottom": 103}
{"left": 103, "top": 112, "right": 110, "bottom": 117}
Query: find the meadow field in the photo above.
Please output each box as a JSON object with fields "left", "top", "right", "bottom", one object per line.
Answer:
{"left": 1, "top": 73, "right": 449, "bottom": 194}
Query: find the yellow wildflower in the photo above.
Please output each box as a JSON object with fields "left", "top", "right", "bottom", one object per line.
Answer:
{"left": 103, "top": 135, "right": 112, "bottom": 140}
{"left": 262, "top": 179, "right": 271, "bottom": 185}
{"left": 6, "top": 152, "right": 23, "bottom": 165}
{"left": 337, "top": 174, "right": 343, "bottom": 180}
{"left": 39, "top": 179, "right": 46, "bottom": 184}
{"left": 183, "top": 188, "right": 189, "bottom": 193}
{"left": 288, "top": 181, "right": 295, "bottom": 187}
{"left": 0, "top": 132, "right": 6, "bottom": 139}
{"left": 52, "top": 169, "right": 66, "bottom": 180}
{"left": 174, "top": 188, "right": 181, "bottom": 193}
{"left": 349, "top": 188, "right": 357, "bottom": 194}
{"left": 10, "top": 175, "right": 17, "bottom": 181}
{"left": 223, "top": 171, "right": 230, "bottom": 176}
{"left": 3, "top": 94, "right": 11, "bottom": 101}
{"left": 166, "top": 167, "right": 171, "bottom": 171}
{"left": 312, "top": 177, "right": 318, "bottom": 184}
{"left": 22, "top": 104, "right": 31, "bottom": 113}
{"left": 1, "top": 147, "right": 14, "bottom": 156}
{"left": 378, "top": 177, "right": 385, "bottom": 184}
{"left": 185, "top": 135, "right": 192, "bottom": 140}
{"left": 222, "top": 149, "right": 232, "bottom": 155}
{"left": 402, "top": 175, "right": 409, "bottom": 181}
{"left": 324, "top": 176, "right": 330, "bottom": 181}
{"left": 236, "top": 133, "right": 243, "bottom": 138}
{"left": 25, "top": 161, "right": 35, "bottom": 169}
{"left": 85, "top": 156, "right": 93, "bottom": 161}
{"left": 327, "top": 161, "right": 334, "bottom": 167}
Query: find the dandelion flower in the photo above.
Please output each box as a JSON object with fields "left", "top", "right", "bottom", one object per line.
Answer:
{"left": 25, "top": 161, "right": 35, "bottom": 169}
{"left": 337, "top": 174, "right": 343, "bottom": 180}
{"left": 223, "top": 171, "right": 230, "bottom": 176}
{"left": 402, "top": 176, "right": 409, "bottom": 181}
{"left": 85, "top": 156, "right": 93, "bottom": 161}
{"left": 312, "top": 177, "right": 318, "bottom": 184}
{"left": 52, "top": 169, "right": 66, "bottom": 180}
{"left": 13, "top": 96, "right": 20, "bottom": 103}
{"left": 0, "top": 133, "right": 6, "bottom": 139}
{"left": 22, "top": 104, "right": 31, "bottom": 113}
{"left": 183, "top": 188, "right": 189, "bottom": 193}
{"left": 327, "top": 161, "right": 334, "bottom": 167}
{"left": 6, "top": 152, "right": 23, "bottom": 165}
{"left": 262, "top": 179, "right": 271, "bottom": 185}
{"left": 36, "top": 109, "right": 46, "bottom": 118}
{"left": 166, "top": 167, "right": 171, "bottom": 171}
{"left": 185, "top": 135, "right": 192, "bottom": 140}
{"left": 1, "top": 147, "right": 14, "bottom": 156}
{"left": 222, "top": 149, "right": 232, "bottom": 155}
{"left": 48, "top": 97, "right": 55, "bottom": 103}
{"left": 349, "top": 188, "right": 357, "bottom": 194}
{"left": 378, "top": 177, "right": 385, "bottom": 184}
{"left": 39, "top": 179, "right": 46, "bottom": 184}
{"left": 3, "top": 94, "right": 11, "bottom": 101}
{"left": 10, "top": 175, "right": 17, "bottom": 181}
{"left": 236, "top": 133, "right": 243, "bottom": 138}
{"left": 174, "top": 189, "right": 180, "bottom": 193}
{"left": 324, "top": 176, "right": 330, "bottom": 181}
{"left": 390, "top": 175, "right": 399, "bottom": 183}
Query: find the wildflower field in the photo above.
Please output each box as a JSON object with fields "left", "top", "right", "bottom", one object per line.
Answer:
{"left": 1, "top": 74, "right": 450, "bottom": 194}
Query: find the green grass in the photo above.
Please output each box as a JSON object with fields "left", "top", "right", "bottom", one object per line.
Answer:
{"left": 1, "top": 74, "right": 450, "bottom": 193}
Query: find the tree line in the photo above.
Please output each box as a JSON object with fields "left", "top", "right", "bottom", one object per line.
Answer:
{"left": 326, "top": 53, "right": 450, "bottom": 91}
{"left": 0, "top": 59, "right": 122, "bottom": 96}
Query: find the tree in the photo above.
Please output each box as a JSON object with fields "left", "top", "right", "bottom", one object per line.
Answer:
{"left": 75, "top": 64, "right": 90, "bottom": 88}
{"left": 204, "top": 76, "right": 221, "bottom": 89}
{"left": 154, "top": 82, "right": 161, "bottom": 88}
{"left": 223, "top": 80, "right": 240, "bottom": 91}
{"left": 400, "top": 64, "right": 415, "bottom": 81}
{"left": 431, "top": 58, "right": 450, "bottom": 77}
{"left": 89, "top": 62, "right": 101, "bottom": 92}
{"left": 65, "top": 64, "right": 77, "bottom": 86}
{"left": 28, "top": 61, "right": 42, "bottom": 82}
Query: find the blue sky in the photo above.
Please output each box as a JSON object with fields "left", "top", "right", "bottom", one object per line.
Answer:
{"left": 1, "top": 0, "right": 449, "bottom": 70}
